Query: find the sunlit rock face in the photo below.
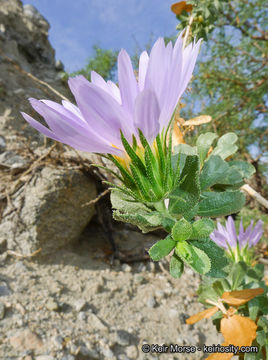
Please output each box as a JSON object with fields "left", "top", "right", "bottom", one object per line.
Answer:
{"left": 0, "top": 0, "right": 98, "bottom": 256}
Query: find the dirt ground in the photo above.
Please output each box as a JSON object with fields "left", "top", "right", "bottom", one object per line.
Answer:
{"left": 0, "top": 222, "right": 222, "bottom": 360}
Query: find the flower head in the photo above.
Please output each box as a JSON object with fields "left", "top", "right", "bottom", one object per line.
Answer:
{"left": 21, "top": 33, "right": 201, "bottom": 158}
{"left": 210, "top": 216, "right": 264, "bottom": 263}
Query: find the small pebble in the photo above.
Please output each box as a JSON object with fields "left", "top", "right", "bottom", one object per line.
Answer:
{"left": 61, "top": 356, "right": 75, "bottom": 360}
{"left": 116, "top": 330, "right": 130, "bottom": 346}
{"left": 0, "top": 302, "right": 5, "bottom": 319}
{"left": 101, "top": 347, "right": 114, "bottom": 358}
{"left": 146, "top": 295, "right": 156, "bottom": 308}
{"left": 0, "top": 281, "right": 11, "bottom": 296}
{"left": 126, "top": 345, "right": 138, "bottom": 359}
{"left": 74, "top": 299, "right": 87, "bottom": 312}
{"left": 121, "top": 264, "right": 132, "bottom": 273}
{"left": 52, "top": 334, "right": 64, "bottom": 349}
{"left": 46, "top": 298, "right": 59, "bottom": 312}
{"left": 0, "top": 135, "right": 6, "bottom": 153}
{"left": 77, "top": 311, "right": 87, "bottom": 321}
{"left": 147, "top": 261, "right": 155, "bottom": 272}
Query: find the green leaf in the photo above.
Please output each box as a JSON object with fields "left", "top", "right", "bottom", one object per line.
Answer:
{"left": 190, "top": 218, "right": 215, "bottom": 239}
{"left": 191, "top": 238, "right": 229, "bottom": 278}
{"left": 156, "top": 134, "right": 165, "bottom": 174}
{"left": 210, "top": 132, "right": 238, "bottom": 160}
{"left": 172, "top": 218, "right": 193, "bottom": 242}
{"left": 110, "top": 190, "right": 151, "bottom": 213}
{"left": 200, "top": 155, "right": 242, "bottom": 190}
{"left": 227, "top": 261, "right": 248, "bottom": 290}
{"left": 228, "top": 160, "right": 256, "bottom": 179}
{"left": 107, "top": 154, "right": 136, "bottom": 189}
{"left": 244, "top": 351, "right": 264, "bottom": 360}
{"left": 161, "top": 216, "right": 176, "bottom": 232}
{"left": 256, "top": 330, "right": 267, "bottom": 347}
{"left": 196, "top": 132, "right": 218, "bottom": 165}
{"left": 149, "top": 235, "right": 176, "bottom": 261}
{"left": 144, "top": 146, "right": 162, "bottom": 197}
{"left": 221, "top": 166, "right": 243, "bottom": 186}
{"left": 120, "top": 131, "right": 146, "bottom": 173}
{"left": 212, "top": 280, "right": 225, "bottom": 297}
{"left": 197, "top": 191, "right": 245, "bottom": 217}
{"left": 249, "top": 297, "right": 262, "bottom": 321}
{"left": 258, "top": 316, "right": 268, "bottom": 332}
{"left": 129, "top": 163, "right": 149, "bottom": 200}
{"left": 174, "top": 143, "right": 197, "bottom": 156}
{"left": 169, "top": 254, "right": 184, "bottom": 278}
{"left": 175, "top": 241, "right": 211, "bottom": 275}
{"left": 247, "top": 264, "right": 265, "bottom": 281}
{"left": 113, "top": 210, "right": 162, "bottom": 233}
{"left": 169, "top": 155, "right": 200, "bottom": 216}
{"left": 197, "top": 278, "right": 220, "bottom": 304}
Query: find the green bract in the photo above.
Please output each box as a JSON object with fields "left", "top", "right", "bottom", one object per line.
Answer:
{"left": 110, "top": 131, "right": 254, "bottom": 278}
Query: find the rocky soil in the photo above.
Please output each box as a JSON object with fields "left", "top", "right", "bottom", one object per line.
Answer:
{"left": 0, "top": 224, "right": 222, "bottom": 360}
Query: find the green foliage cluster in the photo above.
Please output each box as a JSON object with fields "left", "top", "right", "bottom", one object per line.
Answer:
{"left": 111, "top": 131, "right": 255, "bottom": 279}
{"left": 175, "top": 0, "right": 267, "bottom": 176}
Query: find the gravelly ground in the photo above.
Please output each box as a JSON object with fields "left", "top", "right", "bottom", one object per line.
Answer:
{"left": 0, "top": 224, "right": 222, "bottom": 360}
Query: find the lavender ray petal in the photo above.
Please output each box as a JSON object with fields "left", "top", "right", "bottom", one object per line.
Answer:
{"left": 107, "top": 80, "right": 122, "bottom": 104}
{"left": 62, "top": 100, "right": 85, "bottom": 121}
{"left": 226, "top": 216, "right": 237, "bottom": 247}
{"left": 21, "top": 112, "right": 60, "bottom": 141}
{"left": 138, "top": 51, "right": 149, "bottom": 91}
{"left": 144, "top": 38, "right": 167, "bottom": 105}
{"left": 68, "top": 76, "right": 134, "bottom": 145}
{"left": 210, "top": 231, "right": 228, "bottom": 249}
{"left": 91, "top": 72, "right": 122, "bottom": 104}
{"left": 118, "top": 49, "right": 138, "bottom": 116}
{"left": 134, "top": 89, "right": 160, "bottom": 143}
{"left": 238, "top": 219, "right": 245, "bottom": 240}
{"left": 28, "top": 99, "right": 119, "bottom": 154}
{"left": 249, "top": 220, "right": 264, "bottom": 247}
{"left": 158, "top": 35, "right": 183, "bottom": 129}
{"left": 40, "top": 99, "right": 87, "bottom": 127}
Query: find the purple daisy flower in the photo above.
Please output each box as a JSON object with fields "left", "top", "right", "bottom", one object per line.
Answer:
{"left": 210, "top": 216, "right": 264, "bottom": 263}
{"left": 21, "top": 33, "right": 201, "bottom": 157}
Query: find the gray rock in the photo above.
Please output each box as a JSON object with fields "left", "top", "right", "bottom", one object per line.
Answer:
{"left": 0, "top": 135, "right": 6, "bottom": 153}
{"left": 78, "top": 345, "right": 99, "bottom": 359}
{"left": 116, "top": 330, "right": 131, "bottom": 346}
{"left": 55, "top": 60, "right": 64, "bottom": 71}
{"left": 74, "top": 299, "right": 87, "bottom": 312}
{"left": 0, "top": 302, "right": 5, "bottom": 319}
{"left": 101, "top": 347, "right": 114, "bottom": 358}
{"left": 146, "top": 295, "right": 156, "bottom": 308}
{"left": 0, "top": 167, "right": 96, "bottom": 255}
{"left": 52, "top": 334, "right": 64, "bottom": 349}
{"left": 0, "top": 281, "right": 11, "bottom": 296}
{"left": 23, "top": 4, "right": 49, "bottom": 31}
{"left": 0, "top": 239, "right": 7, "bottom": 253}
{"left": 61, "top": 356, "right": 75, "bottom": 360}
{"left": 0, "top": 151, "right": 28, "bottom": 168}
